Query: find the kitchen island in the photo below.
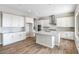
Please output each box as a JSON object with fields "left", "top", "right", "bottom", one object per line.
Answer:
{"left": 35, "top": 31, "right": 60, "bottom": 48}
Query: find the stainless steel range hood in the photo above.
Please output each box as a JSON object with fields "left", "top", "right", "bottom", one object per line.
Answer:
{"left": 49, "top": 15, "right": 56, "bottom": 25}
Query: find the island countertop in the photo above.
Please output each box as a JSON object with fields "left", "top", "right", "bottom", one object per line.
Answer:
{"left": 35, "top": 31, "right": 58, "bottom": 36}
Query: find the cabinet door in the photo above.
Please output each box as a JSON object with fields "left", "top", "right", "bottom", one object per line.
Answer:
{"left": 3, "top": 32, "right": 26, "bottom": 46}
{"left": 3, "top": 33, "right": 20, "bottom": 46}
{"left": 12, "top": 15, "right": 18, "bottom": 27}
{"left": 60, "top": 32, "right": 74, "bottom": 40}
{"left": 2, "top": 13, "right": 12, "bottom": 27}
{"left": 19, "top": 32, "right": 26, "bottom": 40}
{"left": 3, "top": 34, "right": 13, "bottom": 45}
{"left": 11, "top": 15, "right": 24, "bottom": 27}
{"left": 66, "top": 32, "right": 74, "bottom": 39}
{"left": 18, "top": 16, "right": 24, "bottom": 27}
{"left": 3, "top": 13, "right": 24, "bottom": 27}
{"left": 13, "top": 32, "right": 26, "bottom": 42}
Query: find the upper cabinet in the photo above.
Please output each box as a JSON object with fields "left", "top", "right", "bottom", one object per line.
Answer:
{"left": 2, "top": 13, "right": 12, "bottom": 27}
{"left": 2, "top": 13, "right": 24, "bottom": 27}
{"left": 57, "top": 16, "right": 74, "bottom": 27}
{"left": 25, "top": 17, "right": 34, "bottom": 23}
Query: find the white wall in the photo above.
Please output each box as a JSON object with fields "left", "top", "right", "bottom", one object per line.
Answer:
{"left": 75, "top": 5, "right": 79, "bottom": 53}
{"left": 57, "top": 16, "right": 74, "bottom": 27}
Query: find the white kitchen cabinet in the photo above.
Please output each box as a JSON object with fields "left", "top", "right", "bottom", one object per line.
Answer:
{"left": 2, "top": 13, "right": 24, "bottom": 27}
{"left": 3, "top": 33, "right": 13, "bottom": 45}
{"left": 36, "top": 34, "right": 55, "bottom": 48}
{"left": 2, "top": 32, "right": 26, "bottom": 46}
{"left": 12, "top": 15, "right": 24, "bottom": 27}
{"left": 36, "top": 31, "right": 60, "bottom": 48}
{"left": 60, "top": 31, "right": 74, "bottom": 40}
{"left": 2, "top": 13, "right": 12, "bottom": 27}
{"left": 25, "top": 17, "right": 33, "bottom": 23}
{"left": 57, "top": 16, "right": 74, "bottom": 27}
{"left": 17, "top": 32, "right": 26, "bottom": 40}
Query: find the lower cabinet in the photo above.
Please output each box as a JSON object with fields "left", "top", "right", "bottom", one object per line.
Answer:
{"left": 3, "top": 34, "right": 12, "bottom": 45}
{"left": 2, "top": 32, "right": 27, "bottom": 46}
{"left": 36, "top": 34, "right": 55, "bottom": 48}
{"left": 60, "top": 31, "right": 74, "bottom": 40}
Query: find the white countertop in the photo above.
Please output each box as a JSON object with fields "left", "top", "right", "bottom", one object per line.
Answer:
{"left": 35, "top": 31, "right": 58, "bottom": 36}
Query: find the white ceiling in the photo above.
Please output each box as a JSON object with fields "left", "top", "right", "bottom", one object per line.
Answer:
{"left": 0, "top": 4, "right": 76, "bottom": 18}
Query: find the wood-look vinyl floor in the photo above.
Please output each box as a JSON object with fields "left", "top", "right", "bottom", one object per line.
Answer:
{"left": 0, "top": 37, "right": 78, "bottom": 54}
